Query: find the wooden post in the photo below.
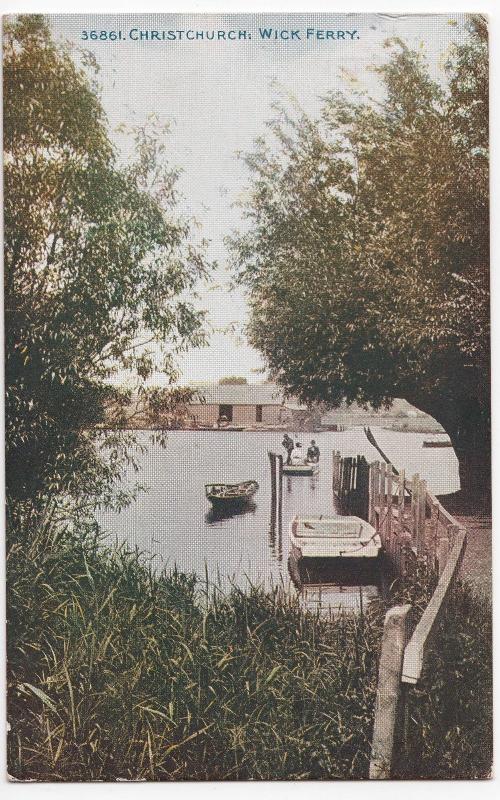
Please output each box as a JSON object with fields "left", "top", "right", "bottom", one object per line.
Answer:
{"left": 269, "top": 451, "right": 277, "bottom": 529}
{"left": 398, "top": 469, "right": 405, "bottom": 535}
{"left": 386, "top": 467, "right": 393, "bottom": 539}
{"left": 379, "top": 462, "right": 387, "bottom": 508}
{"left": 369, "top": 463, "right": 375, "bottom": 525}
{"left": 416, "top": 479, "right": 427, "bottom": 557}
{"left": 410, "top": 474, "right": 420, "bottom": 545}
{"left": 370, "top": 604, "right": 412, "bottom": 779}
{"left": 379, "top": 463, "right": 387, "bottom": 547}
{"left": 430, "top": 500, "right": 440, "bottom": 569}
{"left": 277, "top": 453, "right": 283, "bottom": 528}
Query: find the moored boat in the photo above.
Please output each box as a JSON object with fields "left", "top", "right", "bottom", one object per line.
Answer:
{"left": 282, "top": 461, "right": 319, "bottom": 476}
{"left": 205, "top": 479, "right": 259, "bottom": 510}
{"left": 289, "top": 514, "right": 381, "bottom": 560}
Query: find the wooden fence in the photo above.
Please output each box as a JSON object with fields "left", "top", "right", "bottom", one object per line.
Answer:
{"left": 332, "top": 451, "right": 467, "bottom": 778}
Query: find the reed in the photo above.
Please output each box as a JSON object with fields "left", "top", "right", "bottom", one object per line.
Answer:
{"left": 7, "top": 519, "right": 382, "bottom": 781}
{"left": 7, "top": 517, "right": 491, "bottom": 780}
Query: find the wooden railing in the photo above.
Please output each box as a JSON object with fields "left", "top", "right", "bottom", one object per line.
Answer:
{"left": 332, "top": 451, "right": 467, "bottom": 778}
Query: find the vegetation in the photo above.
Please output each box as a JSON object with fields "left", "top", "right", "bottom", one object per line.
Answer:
{"left": 400, "top": 583, "right": 492, "bottom": 779}
{"left": 7, "top": 521, "right": 491, "bottom": 781}
{"left": 4, "top": 15, "right": 208, "bottom": 509}
{"left": 232, "top": 16, "right": 489, "bottom": 496}
{"left": 8, "top": 523, "right": 382, "bottom": 781}
{"left": 219, "top": 376, "right": 248, "bottom": 385}
{"left": 5, "top": 14, "right": 491, "bottom": 783}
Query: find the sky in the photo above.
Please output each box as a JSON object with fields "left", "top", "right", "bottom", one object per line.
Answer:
{"left": 49, "top": 12, "right": 470, "bottom": 385}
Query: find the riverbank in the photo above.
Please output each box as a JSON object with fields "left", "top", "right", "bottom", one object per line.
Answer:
{"left": 7, "top": 518, "right": 492, "bottom": 780}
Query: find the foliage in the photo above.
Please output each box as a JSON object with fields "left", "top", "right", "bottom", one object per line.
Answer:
{"left": 3, "top": 15, "right": 208, "bottom": 506}
{"left": 7, "top": 517, "right": 491, "bottom": 780}
{"left": 398, "top": 583, "right": 492, "bottom": 779}
{"left": 231, "top": 16, "right": 489, "bottom": 493}
{"left": 7, "top": 521, "right": 382, "bottom": 781}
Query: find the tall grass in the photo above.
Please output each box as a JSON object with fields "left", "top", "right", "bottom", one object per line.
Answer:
{"left": 7, "top": 518, "right": 492, "bottom": 780}
{"left": 7, "top": 520, "right": 383, "bottom": 780}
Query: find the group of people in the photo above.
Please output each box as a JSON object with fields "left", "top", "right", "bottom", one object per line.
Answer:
{"left": 281, "top": 434, "right": 320, "bottom": 466}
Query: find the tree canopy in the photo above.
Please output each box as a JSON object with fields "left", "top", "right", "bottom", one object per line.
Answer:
{"left": 4, "top": 16, "right": 208, "bottom": 505}
{"left": 232, "top": 17, "right": 489, "bottom": 494}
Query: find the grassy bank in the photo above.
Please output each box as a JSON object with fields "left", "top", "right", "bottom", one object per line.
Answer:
{"left": 8, "top": 521, "right": 383, "bottom": 780}
{"left": 7, "top": 520, "right": 492, "bottom": 781}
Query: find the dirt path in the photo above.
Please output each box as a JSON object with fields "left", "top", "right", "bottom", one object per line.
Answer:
{"left": 438, "top": 495, "right": 491, "bottom": 599}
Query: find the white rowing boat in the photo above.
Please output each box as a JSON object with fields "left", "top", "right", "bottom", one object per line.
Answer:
{"left": 289, "top": 514, "right": 381, "bottom": 559}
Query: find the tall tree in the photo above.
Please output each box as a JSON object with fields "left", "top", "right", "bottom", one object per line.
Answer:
{"left": 232, "top": 17, "right": 489, "bottom": 496}
{"left": 4, "top": 16, "right": 207, "bottom": 507}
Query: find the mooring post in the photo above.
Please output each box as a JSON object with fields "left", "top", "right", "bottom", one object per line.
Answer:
{"left": 277, "top": 453, "right": 283, "bottom": 524}
{"left": 269, "top": 451, "right": 277, "bottom": 527}
{"left": 369, "top": 604, "right": 412, "bottom": 779}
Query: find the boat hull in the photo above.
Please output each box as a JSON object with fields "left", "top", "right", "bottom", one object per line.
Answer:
{"left": 290, "top": 514, "right": 381, "bottom": 560}
{"left": 205, "top": 480, "right": 259, "bottom": 510}
{"left": 283, "top": 463, "right": 319, "bottom": 476}
{"left": 207, "top": 494, "right": 251, "bottom": 512}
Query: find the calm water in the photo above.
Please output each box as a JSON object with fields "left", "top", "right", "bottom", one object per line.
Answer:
{"left": 98, "top": 428, "right": 459, "bottom": 610}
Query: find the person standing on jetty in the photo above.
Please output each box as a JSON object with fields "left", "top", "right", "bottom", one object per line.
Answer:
{"left": 282, "top": 433, "right": 294, "bottom": 464}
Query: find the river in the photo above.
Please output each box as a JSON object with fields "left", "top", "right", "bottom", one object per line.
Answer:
{"left": 98, "top": 427, "right": 459, "bottom": 612}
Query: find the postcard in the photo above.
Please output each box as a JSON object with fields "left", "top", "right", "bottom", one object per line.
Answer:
{"left": 4, "top": 11, "right": 491, "bottom": 780}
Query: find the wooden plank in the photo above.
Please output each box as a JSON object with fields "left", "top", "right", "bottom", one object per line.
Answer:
{"left": 402, "top": 529, "right": 467, "bottom": 685}
{"left": 370, "top": 604, "right": 412, "bottom": 779}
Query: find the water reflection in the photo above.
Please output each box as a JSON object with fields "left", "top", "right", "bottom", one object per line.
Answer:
{"left": 288, "top": 553, "right": 384, "bottom": 618}
{"left": 205, "top": 500, "right": 257, "bottom": 525}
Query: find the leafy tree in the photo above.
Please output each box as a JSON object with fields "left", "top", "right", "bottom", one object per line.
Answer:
{"left": 232, "top": 17, "right": 489, "bottom": 496}
{"left": 4, "top": 16, "right": 208, "bottom": 508}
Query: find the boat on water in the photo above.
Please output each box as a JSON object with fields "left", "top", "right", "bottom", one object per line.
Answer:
{"left": 205, "top": 479, "right": 259, "bottom": 511}
{"left": 282, "top": 460, "right": 319, "bottom": 476}
{"left": 289, "top": 514, "right": 381, "bottom": 560}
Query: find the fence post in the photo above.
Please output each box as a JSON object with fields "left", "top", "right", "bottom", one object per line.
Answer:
{"left": 370, "top": 604, "right": 412, "bottom": 779}
{"left": 386, "top": 467, "right": 393, "bottom": 539}
{"left": 431, "top": 500, "right": 440, "bottom": 569}
{"left": 277, "top": 453, "right": 283, "bottom": 524}
{"left": 398, "top": 469, "right": 405, "bottom": 534}
{"left": 417, "top": 479, "right": 427, "bottom": 557}
{"left": 410, "top": 474, "right": 420, "bottom": 545}
{"left": 369, "top": 463, "right": 375, "bottom": 525}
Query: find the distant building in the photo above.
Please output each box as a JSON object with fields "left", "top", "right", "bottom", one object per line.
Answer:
{"left": 188, "top": 383, "right": 305, "bottom": 428}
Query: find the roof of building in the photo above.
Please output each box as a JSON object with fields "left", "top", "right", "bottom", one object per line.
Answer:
{"left": 189, "top": 383, "right": 305, "bottom": 408}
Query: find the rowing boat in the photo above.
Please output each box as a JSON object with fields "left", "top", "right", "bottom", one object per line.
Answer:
{"left": 205, "top": 479, "right": 259, "bottom": 510}
{"left": 289, "top": 514, "right": 381, "bottom": 559}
